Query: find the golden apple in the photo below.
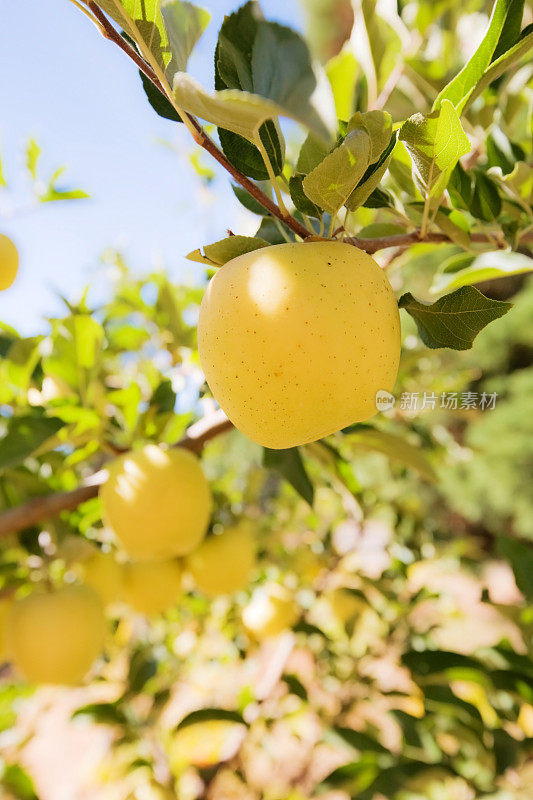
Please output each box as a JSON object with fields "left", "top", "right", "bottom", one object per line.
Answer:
{"left": 186, "top": 524, "right": 256, "bottom": 597}
{"left": 242, "top": 583, "right": 298, "bottom": 639}
{"left": 0, "top": 233, "right": 18, "bottom": 291}
{"left": 6, "top": 585, "right": 105, "bottom": 684}
{"left": 198, "top": 241, "right": 400, "bottom": 448}
{"left": 123, "top": 559, "right": 183, "bottom": 616}
{"left": 81, "top": 550, "right": 124, "bottom": 607}
{"left": 101, "top": 445, "right": 212, "bottom": 561}
{"left": 168, "top": 719, "right": 246, "bottom": 770}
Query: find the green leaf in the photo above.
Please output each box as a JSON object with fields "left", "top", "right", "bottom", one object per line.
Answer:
{"left": 431, "top": 250, "right": 533, "bottom": 293}
{"left": 140, "top": 70, "right": 182, "bottom": 121}
{"left": 263, "top": 447, "right": 314, "bottom": 506}
{"left": 173, "top": 74, "right": 278, "bottom": 140}
{"left": 487, "top": 127, "right": 524, "bottom": 175}
{"left": 399, "top": 100, "right": 470, "bottom": 202}
{"left": 161, "top": 0, "right": 210, "bottom": 78}
{"left": 346, "top": 132, "right": 397, "bottom": 212}
{"left": 96, "top": 0, "right": 170, "bottom": 70}
{"left": 175, "top": 708, "right": 246, "bottom": 730}
{"left": 150, "top": 379, "right": 177, "bottom": 413}
{"left": 329, "top": 727, "right": 389, "bottom": 754}
{"left": 40, "top": 187, "right": 89, "bottom": 202}
{"left": 363, "top": 186, "right": 394, "bottom": 208}
{"left": 497, "top": 536, "right": 533, "bottom": 602}
{"left": 344, "top": 427, "right": 436, "bottom": 481}
{"left": 471, "top": 170, "right": 502, "bottom": 221}
{"left": 255, "top": 217, "right": 292, "bottom": 245}
{"left": 363, "top": 762, "right": 452, "bottom": 799}
{"left": 0, "top": 413, "right": 65, "bottom": 470}
{"left": 493, "top": 729, "right": 523, "bottom": 774}
{"left": 128, "top": 649, "right": 158, "bottom": 693}
{"left": 402, "top": 649, "right": 486, "bottom": 676}
{"left": 303, "top": 129, "right": 371, "bottom": 215}
{"left": 25, "top": 138, "right": 40, "bottom": 180}
{"left": 463, "top": 28, "right": 533, "bottom": 113}
{"left": 0, "top": 763, "right": 38, "bottom": 800}
{"left": 0, "top": 141, "right": 6, "bottom": 188}
{"left": 448, "top": 161, "right": 473, "bottom": 209}
{"left": 73, "top": 315, "right": 104, "bottom": 369}
{"left": 492, "top": 0, "right": 524, "bottom": 61}
{"left": 186, "top": 235, "right": 270, "bottom": 267}
{"left": 296, "top": 134, "right": 330, "bottom": 174}
{"left": 289, "top": 174, "right": 323, "bottom": 218}
{"left": 72, "top": 702, "right": 128, "bottom": 725}
{"left": 320, "top": 756, "right": 381, "bottom": 794}
{"left": 399, "top": 286, "right": 512, "bottom": 350}
{"left": 326, "top": 47, "right": 358, "bottom": 121}
{"left": 423, "top": 684, "right": 483, "bottom": 724}
{"left": 434, "top": 0, "right": 521, "bottom": 114}
{"left": 218, "top": 120, "right": 284, "bottom": 180}
{"left": 282, "top": 673, "right": 308, "bottom": 700}
{"left": 232, "top": 184, "right": 269, "bottom": 215}
{"left": 433, "top": 208, "right": 471, "bottom": 250}
{"left": 215, "top": 4, "right": 284, "bottom": 179}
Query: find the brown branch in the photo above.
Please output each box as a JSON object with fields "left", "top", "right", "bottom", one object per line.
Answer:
{"left": 0, "top": 411, "right": 233, "bottom": 540}
{"left": 84, "top": 1, "right": 311, "bottom": 241}
{"left": 346, "top": 229, "right": 533, "bottom": 254}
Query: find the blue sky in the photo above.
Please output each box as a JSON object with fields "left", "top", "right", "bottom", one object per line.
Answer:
{"left": 0, "top": 0, "right": 302, "bottom": 333}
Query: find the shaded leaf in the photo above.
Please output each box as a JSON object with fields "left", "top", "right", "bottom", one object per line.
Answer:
{"left": 175, "top": 708, "right": 246, "bottom": 731}
{"left": 128, "top": 650, "right": 158, "bottom": 693}
{"left": 471, "top": 170, "right": 502, "bottom": 220}
{"left": 289, "top": 174, "right": 323, "bottom": 218}
{"left": 431, "top": 250, "right": 533, "bottom": 294}
{"left": 72, "top": 702, "right": 127, "bottom": 725}
{"left": 232, "top": 184, "right": 269, "bottom": 216}
{"left": 0, "top": 414, "right": 65, "bottom": 470}
{"left": 344, "top": 427, "right": 436, "bottom": 481}
{"left": 215, "top": 2, "right": 284, "bottom": 179}
{"left": 330, "top": 726, "right": 389, "bottom": 754}
{"left": 402, "top": 649, "right": 486, "bottom": 676}
{"left": 263, "top": 447, "right": 314, "bottom": 506}
{"left": 296, "top": 134, "right": 330, "bottom": 174}
{"left": 140, "top": 70, "right": 182, "bottom": 121}
{"left": 218, "top": 121, "right": 284, "bottom": 180}
{"left": 399, "top": 287, "right": 512, "bottom": 350}
{"left": 497, "top": 536, "right": 533, "bottom": 602}
{"left": 282, "top": 673, "right": 308, "bottom": 700}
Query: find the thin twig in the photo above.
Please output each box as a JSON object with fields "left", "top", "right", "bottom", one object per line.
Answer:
{"left": 345, "top": 229, "right": 533, "bottom": 254}
{"left": 0, "top": 412, "right": 233, "bottom": 540}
